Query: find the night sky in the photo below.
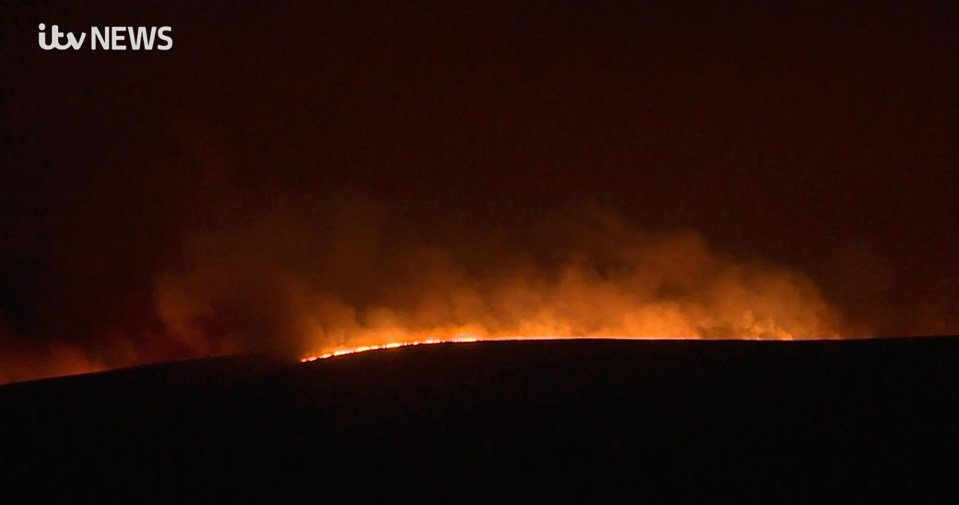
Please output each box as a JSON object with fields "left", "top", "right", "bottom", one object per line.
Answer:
{"left": 1, "top": 1, "right": 957, "bottom": 381}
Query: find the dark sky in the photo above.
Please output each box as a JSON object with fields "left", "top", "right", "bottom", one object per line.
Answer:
{"left": 1, "top": 1, "right": 957, "bottom": 379}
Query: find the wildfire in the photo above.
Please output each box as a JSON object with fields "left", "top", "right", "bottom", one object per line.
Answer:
{"left": 300, "top": 336, "right": 480, "bottom": 362}
{"left": 299, "top": 335, "right": 729, "bottom": 362}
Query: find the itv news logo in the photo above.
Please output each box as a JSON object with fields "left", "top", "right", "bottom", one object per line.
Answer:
{"left": 38, "top": 23, "right": 173, "bottom": 51}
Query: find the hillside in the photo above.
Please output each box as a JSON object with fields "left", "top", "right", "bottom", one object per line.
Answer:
{"left": 2, "top": 338, "right": 957, "bottom": 500}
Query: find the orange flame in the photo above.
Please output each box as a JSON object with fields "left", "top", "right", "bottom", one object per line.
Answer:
{"left": 298, "top": 331, "right": 814, "bottom": 363}
{"left": 301, "top": 336, "right": 481, "bottom": 361}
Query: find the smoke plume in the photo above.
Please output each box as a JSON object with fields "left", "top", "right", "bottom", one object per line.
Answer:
{"left": 152, "top": 196, "right": 845, "bottom": 361}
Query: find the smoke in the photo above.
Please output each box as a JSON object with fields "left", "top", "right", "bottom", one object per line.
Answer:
{"left": 151, "top": 195, "right": 845, "bottom": 362}
{"left": 0, "top": 123, "right": 873, "bottom": 385}
{"left": 0, "top": 184, "right": 852, "bottom": 384}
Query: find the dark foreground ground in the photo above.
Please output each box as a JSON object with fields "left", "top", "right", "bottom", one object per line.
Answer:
{"left": 2, "top": 338, "right": 958, "bottom": 501}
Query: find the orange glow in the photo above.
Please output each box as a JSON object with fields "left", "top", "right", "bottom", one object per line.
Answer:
{"left": 155, "top": 206, "right": 849, "bottom": 372}
{"left": 0, "top": 207, "right": 850, "bottom": 385}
